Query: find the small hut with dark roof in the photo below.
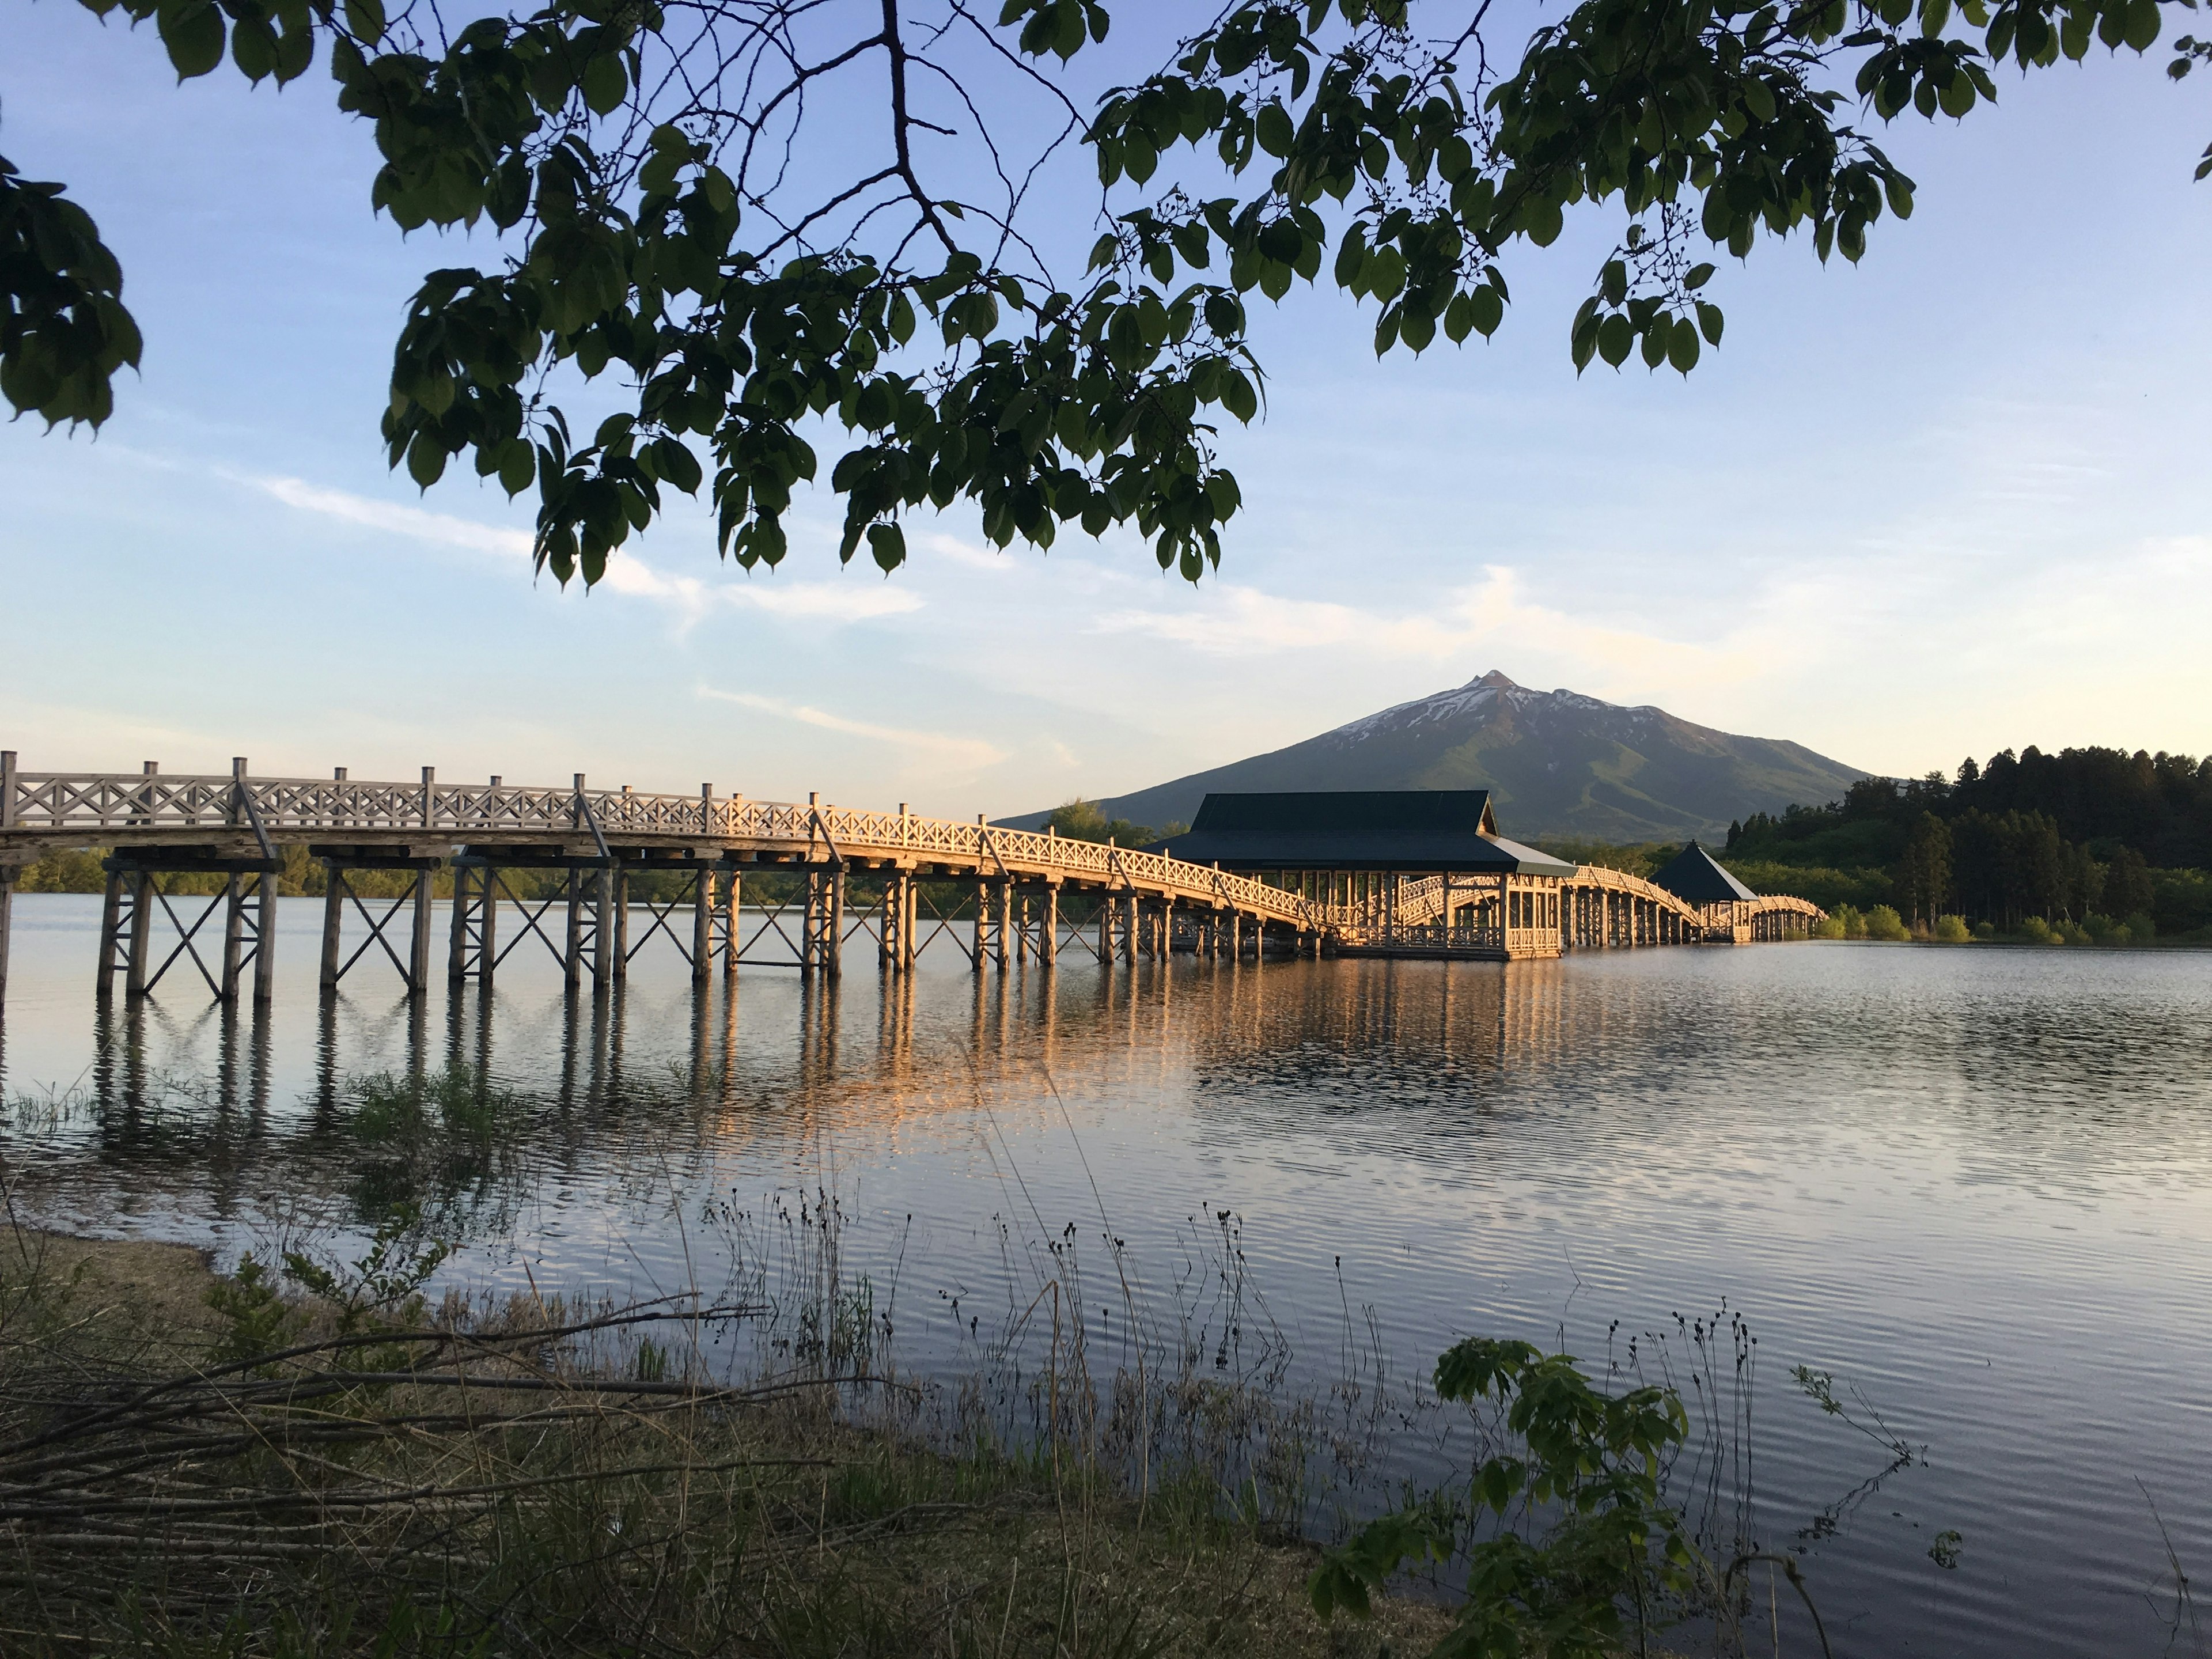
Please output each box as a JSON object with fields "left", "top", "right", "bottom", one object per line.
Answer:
{"left": 1649, "top": 840, "right": 1758, "bottom": 905}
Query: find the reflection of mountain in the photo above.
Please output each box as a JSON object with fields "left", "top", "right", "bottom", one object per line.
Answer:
{"left": 1005, "top": 670, "right": 1866, "bottom": 843}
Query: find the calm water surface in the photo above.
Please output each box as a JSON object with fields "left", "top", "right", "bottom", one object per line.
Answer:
{"left": 2, "top": 893, "right": 2210, "bottom": 1657}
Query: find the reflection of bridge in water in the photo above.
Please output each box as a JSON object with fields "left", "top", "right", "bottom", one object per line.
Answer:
{"left": 65, "top": 955, "right": 1595, "bottom": 1156}
{"left": 0, "top": 757, "right": 1823, "bottom": 1010}
{"left": 18, "top": 955, "right": 1616, "bottom": 1255}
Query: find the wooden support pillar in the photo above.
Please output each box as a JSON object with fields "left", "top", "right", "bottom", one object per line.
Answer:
{"left": 253, "top": 870, "right": 276, "bottom": 1004}
{"left": 610, "top": 863, "right": 631, "bottom": 983}
{"left": 721, "top": 865, "right": 741, "bottom": 975}
{"left": 826, "top": 865, "right": 844, "bottom": 980}
{"left": 97, "top": 868, "right": 127, "bottom": 998}
{"left": 1037, "top": 885, "right": 1058, "bottom": 971}
{"left": 320, "top": 865, "right": 344, "bottom": 992}
{"left": 694, "top": 864, "right": 718, "bottom": 983}
{"left": 449, "top": 862, "right": 475, "bottom": 982}
{"left": 565, "top": 868, "right": 587, "bottom": 989}
{"left": 126, "top": 869, "right": 153, "bottom": 997}
{"left": 220, "top": 873, "right": 248, "bottom": 1004}
{"left": 410, "top": 867, "right": 436, "bottom": 998}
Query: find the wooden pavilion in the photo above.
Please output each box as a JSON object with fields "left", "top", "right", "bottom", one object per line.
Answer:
{"left": 1152, "top": 790, "right": 1578, "bottom": 959}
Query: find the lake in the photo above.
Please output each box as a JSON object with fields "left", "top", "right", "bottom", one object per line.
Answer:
{"left": 3, "top": 891, "right": 2210, "bottom": 1656}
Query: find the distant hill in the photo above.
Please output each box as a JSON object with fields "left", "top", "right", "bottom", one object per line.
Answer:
{"left": 1005, "top": 671, "right": 1868, "bottom": 843}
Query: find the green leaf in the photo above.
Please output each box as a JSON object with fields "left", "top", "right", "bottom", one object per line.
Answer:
{"left": 405, "top": 431, "right": 449, "bottom": 488}
{"left": 866, "top": 521, "right": 907, "bottom": 571}
{"left": 158, "top": 0, "right": 227, "bottom": 79}
{"left": 342, "top": 0, "right": 384, "bottom": 45}
{"left": 1219, "top": 370, "right": 1258, "bottom": 422}
{"left": 582, "top": 52, "right": 629, "bottom": 116}
{"left": 1667, "top": 317, "right": 1701, "bottom": 373}
{"left": 1695, "top": 300, "right": 1725, "bottom": 346}
{"left": 1597, "top": 314, "right": 1633, "bottom": 367}
{"left": 497, "top": 440, "right": 537, "bottom": 497}
{"left": 2123, "top": 0, "right": 2161, "bottom": 51}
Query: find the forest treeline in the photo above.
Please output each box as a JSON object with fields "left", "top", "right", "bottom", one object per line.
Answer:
{"left": 1721, "top": 744, "right": 2212, "bottom": 939}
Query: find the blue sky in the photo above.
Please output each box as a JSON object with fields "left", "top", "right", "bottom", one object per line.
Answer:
{"left": 3, "top": 1, "right": 2209, "bottom": 820}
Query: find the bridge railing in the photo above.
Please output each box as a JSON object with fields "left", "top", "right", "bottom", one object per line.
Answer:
{"left": 3, "top": 770, "right": 1339, "bottom": 933}
{"left": 4, "top": 768, "right": 1819, "bottom": 935}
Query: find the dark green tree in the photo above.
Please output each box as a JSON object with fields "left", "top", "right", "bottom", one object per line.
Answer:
{"left": 1896, "top": 810, "right": 1952, "bottom": 921}
{"left": 2105, "top": 843, "right": 2156, "bottom": 917}
{"left": 6, "top": 0, "right": 2205, "bottom": 584}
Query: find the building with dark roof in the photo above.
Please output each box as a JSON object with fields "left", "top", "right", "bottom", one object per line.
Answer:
{"left": 1649, "top": 840, "right": 1758, "bottom": 905}
{"left": 1150, "top": 790, "right": 1577, "bottom": 878}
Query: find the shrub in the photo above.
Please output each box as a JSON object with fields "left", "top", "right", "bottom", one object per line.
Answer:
{"left": 1933, "top": 915, "right": 1971, "bottom": 943}
{"left": 1828, "top": 903, "right": 1868, "bottom": 940}
{"left": 1865, "top": 905, "right": 1911, "bottom": 942}
{"left": 1972, "top": 921, "right": 1997, "bottom": 940}
{"left": 1312, "top": 1338, "right": 1695, "bottom": 1658}
{"left": 2018, "top": 916, "right": 2058, "bottom": 944}
{"left": 1812, "top": 914, "right": 1846, "bottom": 940}
{"left": 2125, "top": 911, "right": 2157, "bottom": 942}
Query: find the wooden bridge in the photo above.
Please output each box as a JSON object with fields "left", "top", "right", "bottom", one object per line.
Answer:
{"left": 0, "top": 755, "right": 1824, "bottom": 1007}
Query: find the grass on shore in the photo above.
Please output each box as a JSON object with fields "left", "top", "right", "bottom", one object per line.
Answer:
{"left": 0, "top": 1226, "right": 1450, "bottom": 1659}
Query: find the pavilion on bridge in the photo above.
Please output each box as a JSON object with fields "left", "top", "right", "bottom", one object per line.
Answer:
{"left": 1153, "top": 789, "right": 1577, "bottom": 959}
{"left": 1648, "top": 840, "right": 1758, "bottom": 904}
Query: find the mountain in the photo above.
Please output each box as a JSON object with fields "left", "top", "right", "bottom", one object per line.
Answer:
{"left": 1007, "top": 671, "right": 1868, "bottom": 844}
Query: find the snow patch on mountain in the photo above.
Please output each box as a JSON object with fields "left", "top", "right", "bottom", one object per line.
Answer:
{"left": 1324, "top": 669, "right": 1627, "bottom": 744}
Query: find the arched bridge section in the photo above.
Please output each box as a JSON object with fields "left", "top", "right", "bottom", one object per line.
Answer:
{"left": 1390, "top": 864, "right": 1824, "bottom": 951}
{"left": 0, "top": 756, "right": 1823, "bottom": 1007}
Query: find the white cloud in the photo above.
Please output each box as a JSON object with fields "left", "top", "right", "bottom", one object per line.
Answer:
{"left": 1089, "top": 568, "right": 1760, "bottom": 696}
{"left": 246, "top": 473, "right": 923, "bottom": 626}
{"left": 695, "top": 685, "right": 1006, "bottom": 778}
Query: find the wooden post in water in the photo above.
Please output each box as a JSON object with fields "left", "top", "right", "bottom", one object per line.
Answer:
{"left": 97, "top": 868, "right": 126, "bottom": 997}
{"left": 1037, "top": 884, "right": 1057, "bottom": 970}
{"left": 692, "top": 861, "right": 716, "bottom": 984}
{"left": 126, "top": 868, "right": 153, "bottom": 998}
{"left": 693, "top": 789, "right": 717, "bottom": 984}
{"left": 320, "top": 863, "right": 344, "bottom": 991}
{"left": 252, "top": 867, "right": 276, "bottom": 1005}
{"left": 221, "top": 872, "right": 248, "bottom": 1003}
{"left": 610, "top": 862, "right": 631, "bottom": 983}
{"left": 592, "top": 864, "right": 614, "bottom": 991}
{"left": 410, "top": 866, "right": 436, "bottom": 999}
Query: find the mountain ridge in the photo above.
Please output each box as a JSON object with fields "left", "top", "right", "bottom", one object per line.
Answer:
{"left": 1007, "top": 671, "right": 1867, "bottom": 843}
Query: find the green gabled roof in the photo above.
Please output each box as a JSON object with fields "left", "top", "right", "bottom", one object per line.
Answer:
{"left": 1649, "top": 840, "right": 1758, "bottom": 904}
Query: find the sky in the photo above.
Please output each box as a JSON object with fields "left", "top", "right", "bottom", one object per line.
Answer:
{"left": 3, "top": 1, "right": 2210, "bottom": 820}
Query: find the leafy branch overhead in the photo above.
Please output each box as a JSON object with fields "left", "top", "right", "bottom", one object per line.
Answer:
{"left": 3, "top": 0, "right": 2202, "bottom": 584}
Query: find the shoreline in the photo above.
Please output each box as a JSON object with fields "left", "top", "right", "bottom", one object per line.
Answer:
{"left": 0, "top": 1226, "right": 1452, "bottom": 1659}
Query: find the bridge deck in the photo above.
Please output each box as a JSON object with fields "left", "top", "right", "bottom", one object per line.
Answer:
{"left": 0, "top": 758, "right": 1825, "bottom": 1005}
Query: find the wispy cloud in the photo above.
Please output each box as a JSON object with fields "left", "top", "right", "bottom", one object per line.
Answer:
{"left": 695, "top": 684, "right": 1006, "bottom": 778}
{"left": 247, "top": 474, "right": 923, "bottom": 624}
{"left": 1089, "top": 568, "right": 1761, "bottom": 696}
